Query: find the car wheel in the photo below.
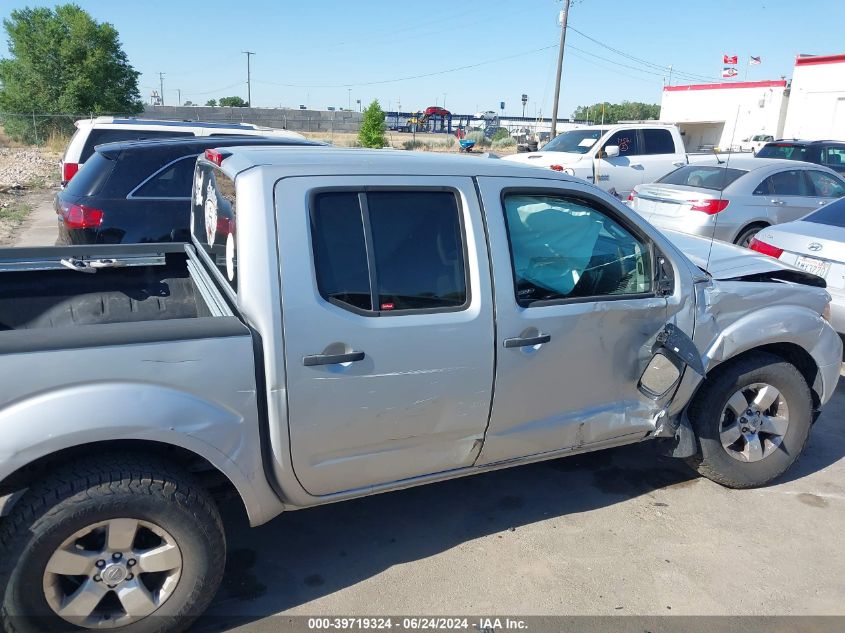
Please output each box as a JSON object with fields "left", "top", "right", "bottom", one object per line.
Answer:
{"left": 685, "top": 352, "right": 813, "bottom": 488}
{"left": 0, "top": 454, "right": 225, "bottom": 633}
{"left": 734, "top": 224, "right": 767, "bottom": 248}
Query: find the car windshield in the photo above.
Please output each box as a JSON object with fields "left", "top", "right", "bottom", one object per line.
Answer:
{"left": 756, "top": 143, "right": 809, "bottom": 161}
{"left": 656, "top": 165, "right": 747, "bottom": 191}
{"left": 542, "top": 129, "right": 609, "bottom": 154}
{"left": 803, "top": 196, "right": 845, "bottom": 228}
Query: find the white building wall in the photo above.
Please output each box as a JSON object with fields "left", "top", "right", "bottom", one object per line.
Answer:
{"left": 782, "top": 54, "right": 845, "bottom": 140}
{"left": 660, "top": 80, "right": 788, "bottom": 151}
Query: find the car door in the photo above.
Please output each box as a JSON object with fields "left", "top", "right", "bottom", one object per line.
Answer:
{"left": 752, "top": 168, "right": 819, "bottom": 225}
{"left": 475, "top": 176, "right": 695, "bottom": 465}
{"left": 277, "top": 176, "right": 495, "bottom": 496}
{"left": 594, "top": 128, "right": 645, "bottom": 199}
{"left": 124, "top": 154, "right": 196, "bottom": 242}
{"left": 805, "top": 169, "right": 845, "bottom": 210}
{"left": 639, "top": 128, "right": 687, "bottom": 184}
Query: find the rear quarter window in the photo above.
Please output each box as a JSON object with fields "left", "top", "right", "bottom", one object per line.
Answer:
{"left": 81, "top": 129, "right": 194, "bottom": 162}
{"left": 63, "top": 151, "right": 116, "bottom": 197}
{"left": 191, "top": 161, "right": 238, "bottom": 293}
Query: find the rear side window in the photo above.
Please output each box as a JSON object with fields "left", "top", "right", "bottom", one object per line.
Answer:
{"left": 63, "top": 151, "right": 116, "bottom": 197}
{"left": 642, "top": 129, "right": 676, "bottom": 155}
{"left": 822, "top": 146, "right": 845, "bottom": 169}
{"left": 804, "top": 197, "right": 845, "bottom": 227}
{"left": 191, "top": 161, "right": 238, "bottom": 292}
{"left": 756, "top": 143, "right": 809, "bottom": 161}
{"left": 805, "top": 170, "right": 845, "bottom": 198}
{"left": 310, "top": 190, "right": 467, "bottom": 315}
{"left": 81, "top": 129, "right": 194, "bottom": 162}
{"left": 132, "top": 156, "right": 196, "bottom": 198}
{"left": 753, "top": 170, "right": 809, "bottom": 196}
{"left": 657, "top": 165, "right": 746, "bottom": 191}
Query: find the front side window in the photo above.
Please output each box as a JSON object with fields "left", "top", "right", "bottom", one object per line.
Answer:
{"left": 503, "top": 194, "right": 653, "bottom": 307}
{"left": 311, "top": 190, "right": 467, "bottom": 315}
{"left": 753, "top": 170, "right": 808, "bottom": 196}
{"left": 642, "top": 129, "right": 676, "bottom": 155}
{"left": 806, "top": 170, "right": 845, "bottom": 198}
{"left": 133, "top": 156, "right": 196, "bottom": 198}
{"left": 601, "top": 129, "right": 640, "bottom": 157}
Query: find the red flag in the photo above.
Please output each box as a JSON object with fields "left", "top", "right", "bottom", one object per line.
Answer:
{"left": 721, "top": 67, "right": 739, "bottom": 78}
{"left": 723, "top": 54, "right": 738, "bottom": 65}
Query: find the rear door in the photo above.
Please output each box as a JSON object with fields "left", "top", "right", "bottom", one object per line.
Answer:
{"left": 594, "top": 128, "right": 645, "bottom": 199}
{"left": 475, "top": 176, "right": 693, "bottom": 464}
{"left": 123, "top": 155, "right": 197, "bottom": 242}
{"left": 638, "top": 128, "right": 686, "bottom": 184}
{"left": 752, "top": 168, "right": 819, "bottom": 224}
{"left": 277, "top": 176, "right": 495, "bottom": 496}
{"left": 805, "top": 169, "right": 845, "bottom": 211}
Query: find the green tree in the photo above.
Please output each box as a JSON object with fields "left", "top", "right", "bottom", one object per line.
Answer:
{"left": 358, "top": 99, "right": 386, "bottom": 148}
{"left": 205, "top": 99, "right": 217, "bottom": 107}
{"left": 219, "top": 96, "right": 248, "bottom": 107}
{"left": 0, "top": 4, "right": 142, "bottom": 144}
{"left": 571, "top": 101, "right": 660, "bottom": 124}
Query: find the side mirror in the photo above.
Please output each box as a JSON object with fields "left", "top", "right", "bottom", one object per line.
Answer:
{"left": 603, "top": 145, "right": 620, "bottom": 158}
{"left": 638, "top": 352, "right": 682, "bottom": 399}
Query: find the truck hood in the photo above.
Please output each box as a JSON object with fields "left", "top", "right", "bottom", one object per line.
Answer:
{"left": 662, "top": 230, "right": 826, "bottom": 286}
{"left": 502, "top": 151, "right": 586, "bottom": 167}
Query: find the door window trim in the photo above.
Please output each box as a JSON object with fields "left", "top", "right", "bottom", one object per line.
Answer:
{"left": 127, "top": 155, "right": 196, "bottom": 200}
{"left": 307, "top": 185, "right": 472, "bottom": 317}
{"left": 499, "top": 187, "right": 661, "bottom": 308}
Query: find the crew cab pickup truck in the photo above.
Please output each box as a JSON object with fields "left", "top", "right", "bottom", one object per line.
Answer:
{"left": 502, "top": 123, "right": 688, "bottom": 199}
{"left": 0, "top": 147, "right": 840, "bottom": 633}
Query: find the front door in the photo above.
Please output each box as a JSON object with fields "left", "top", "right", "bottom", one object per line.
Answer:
{"left": 593, "top": 128, "right": 645, "bottom": 199}
{"left": 475, "top": 176, "right": 690, "bottom": 465}
{"left": 277, "top": 176, "right": 495, "bottom": 496}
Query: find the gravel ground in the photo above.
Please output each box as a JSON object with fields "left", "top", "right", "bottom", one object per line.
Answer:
{"left": 0, "top": 145, "right": 61, "bottom": 245}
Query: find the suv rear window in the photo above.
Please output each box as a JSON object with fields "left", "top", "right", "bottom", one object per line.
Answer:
{"left": 756, "top": 143, "right": 809, "bottom": 161}
{"left": 64, "top": 151, "right": 116, "bottom": 197}
{"left": 657, "top": 166, "right": 746, "bottom": 190}
{"left": 804, "top": 197, "right": 845, "bottom": 228}
{"left": 81, "top": 129, "right": 194, "bottom": 162}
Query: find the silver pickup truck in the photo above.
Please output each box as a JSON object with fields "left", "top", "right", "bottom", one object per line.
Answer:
{"left": 0, "top": 147, "right": 840, "bottom": 633}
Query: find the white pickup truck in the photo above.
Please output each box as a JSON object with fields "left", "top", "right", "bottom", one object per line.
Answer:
{"left": 502, "top": 123, "right": 688, "bottom": 199}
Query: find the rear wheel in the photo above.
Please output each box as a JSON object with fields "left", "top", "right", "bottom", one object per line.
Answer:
{"left": 0, "top": 454, "right": 225, "bottom": 633}
{"left": 686, "top": 352, "right": 813, "bottom": 488}
{"left": 734, "top": 223, "right": 767, "bottom": 248}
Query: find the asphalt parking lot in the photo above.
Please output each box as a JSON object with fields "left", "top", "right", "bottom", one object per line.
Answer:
{"left": 188, "top": 370, "right": 845, "bottom": 633}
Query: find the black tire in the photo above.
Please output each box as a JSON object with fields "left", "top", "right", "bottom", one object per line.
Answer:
{"left": 0, "top": 454, "right": 225, "bottom": 633}
{"left": 685, "top": 352, "right": 813, "bottom": 488}
{"left": 734, "top": 223, "right": 768, "bottom": 248}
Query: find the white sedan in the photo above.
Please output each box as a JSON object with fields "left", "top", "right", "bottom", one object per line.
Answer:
{"left": 749, "top": 196, "right": 845, "bottom": 333}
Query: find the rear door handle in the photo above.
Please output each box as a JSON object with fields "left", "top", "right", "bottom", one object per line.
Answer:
{"left": 503, "top": 334, "right": 551, "bottom": 348}
{"left": 303, "top": 351, "right": 365, "bottom": 366}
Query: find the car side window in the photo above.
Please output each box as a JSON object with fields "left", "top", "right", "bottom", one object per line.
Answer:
{"left": 822, "top": 146, "right": 845, "bottom": 169}
{"left": 753, "top": 170, "right": 808, "bottom": 196}
{"left": 806, "top": 170, "right": 845, "bottom": 198}
{"left": 311, "top": 190, "right": 468, "bottom": 315}
{"left": 502, "top": 194, "right": 653, "bottom": 307}
{"left": 642, "top": 129, "right": 676, "bottom": 155}
{"left": 132, "top": 156, "right": 196, "bottom": 198}
{"left": 81, "top": 130, "right": 193, "bottom": 162}
{"left": 601, "top": 130, "right": 640, "bottom": 157}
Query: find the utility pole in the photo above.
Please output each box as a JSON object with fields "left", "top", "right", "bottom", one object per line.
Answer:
{"left": 176, "top": 88, "right": 181, "bottom": 106}
{"left": 550, "top": 0, "right": 571, "bottom": 139}
{"left": 159, "top": 72, "right": 165, "bottom": 106}
{"left": 242, "top": 51, "right": 255, "bottom": 106}
{"left": 348, "top": 88, "right": 351, "bottom": 111}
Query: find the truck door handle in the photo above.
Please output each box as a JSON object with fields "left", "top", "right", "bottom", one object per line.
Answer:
{"left": 503, "top": 334, "right": 551, "bottom": 348}
{"left": 303, "top": 351, "right": 365, "bottom": 366}
{"left": 770, "top": 199, "right": 786, "bottom": 205}
{"left": 631, "top": 163, "right": 643, "bottom": 169}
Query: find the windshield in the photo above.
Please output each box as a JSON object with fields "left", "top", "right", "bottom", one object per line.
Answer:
{"left": 756, "top": 143, "right": 809, "bottom": 161}
{"left": 542, "top": 129, "right": 609, "bottom": 154}
{"left": 657, "top": 165, "right": 747, "bottom": 191}
{"left": 804, "top": 196, "right": 845, "bottom": 228}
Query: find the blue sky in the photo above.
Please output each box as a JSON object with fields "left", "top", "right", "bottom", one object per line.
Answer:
{"left": 1, "top": 0, "right": 844, "bottom": 116}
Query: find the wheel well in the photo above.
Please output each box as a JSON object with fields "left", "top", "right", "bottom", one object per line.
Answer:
{"left": 707, "top": 342, "right": 821, "bottom": 411}
{"left": 733, "top": 221, "right": 769, "bottom": 244}
{"left": 0, "top": 440, "right": 247, "bottom": 518}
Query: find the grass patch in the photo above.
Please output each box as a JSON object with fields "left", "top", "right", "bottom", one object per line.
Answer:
{"left": 0, "top": 201, "right": 32, "bottom": 227}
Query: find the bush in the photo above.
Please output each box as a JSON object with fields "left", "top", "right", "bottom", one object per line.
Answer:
{"left": 358, "top": 100, "right": 387, "bottom": 148}
{"left": 443, "top": 135, "right": 456, "bottom": 147}
{"left": 466, "top": 131, "right": 491, "bottom": 148}
{"left": 492, "top": 127, "right": 511, "bottom": 142}
{"left": 492, "top": 136, "right": 516, "bottom": 148}
{"left": 403, "top": 140, "right": 425, "bottom": 150}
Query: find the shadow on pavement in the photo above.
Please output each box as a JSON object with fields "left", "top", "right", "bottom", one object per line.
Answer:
{"left": 191, "top": 379, "right": 845, "bottom": 632}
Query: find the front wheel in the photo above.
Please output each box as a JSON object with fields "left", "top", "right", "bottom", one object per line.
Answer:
{"left": 0, "top": 454, "right": 226, "bottom": 633}
{"left": 686, "top": 352, "right": 813, "bottom": 488}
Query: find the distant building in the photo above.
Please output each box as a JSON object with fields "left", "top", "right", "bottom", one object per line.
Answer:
{"left": 782, "top": 53, "right": 845, "bottom": 140}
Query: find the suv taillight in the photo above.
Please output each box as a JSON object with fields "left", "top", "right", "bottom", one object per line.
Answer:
{"left": 62, "top": 162, "right": 79, "bottom": 183}
{"left": 59, "top": 201, "right": 104, "bottom": 229}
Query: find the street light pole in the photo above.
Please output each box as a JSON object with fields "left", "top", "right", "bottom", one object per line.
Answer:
{"left": 550, "top": 0, "right": 571, "bottom": 139}
{"left": 242, "top": 51, "right": 255, "bottom": 106}
{"left": 176, "top": 88, "right": 181, "bottom": 106}
{"left": 348, "top": 88, "right": 351, "bottom": 111}
{"left": 158, "top": 72, "right": 165, "bottom": 106}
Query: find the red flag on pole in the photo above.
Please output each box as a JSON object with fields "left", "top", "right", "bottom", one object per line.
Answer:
{"left": 723, "top": 54, "right": 738, "bottom": 65}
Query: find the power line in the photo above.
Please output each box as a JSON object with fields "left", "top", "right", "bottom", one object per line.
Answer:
{"left": 183, "top": 81, "right": 246, "bottom": 97}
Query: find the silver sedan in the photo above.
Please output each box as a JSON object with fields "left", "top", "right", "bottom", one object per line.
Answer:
{"left": 749, "top": 195, "right": 845, "bottom": 334}
{"left": 630, "top": 157, "right": 845, "bottom": 247}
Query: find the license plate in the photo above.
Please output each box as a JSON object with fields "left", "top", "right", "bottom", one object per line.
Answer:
{"left": 794, "top": 255, "right": 831, "bottom": 278}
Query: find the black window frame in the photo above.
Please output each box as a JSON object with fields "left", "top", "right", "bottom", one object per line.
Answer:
{"left": 308, "top": 186, "right": 471, "bottom": 318}
{"left": 499, "top": 187, "right": 662, "bottom": 309}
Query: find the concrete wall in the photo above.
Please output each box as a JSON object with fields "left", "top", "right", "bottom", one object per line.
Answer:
{"left": 782, "top": 54, "right": 845, "bottom": 140}
{"left": 142, "top": 105, "right": 362, "bottom": 134}
{"left": 660, "top": 80, "right": 789, "bottom": 150}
